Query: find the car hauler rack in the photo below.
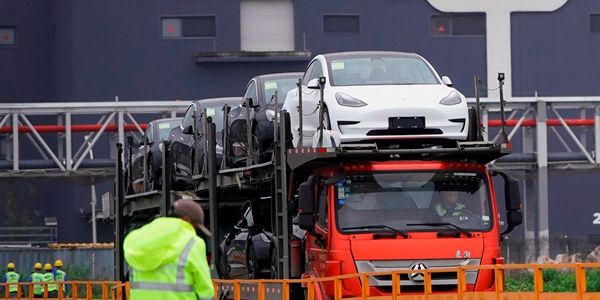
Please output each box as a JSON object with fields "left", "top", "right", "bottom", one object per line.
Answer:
{"left": 198, "top": 75, "right": 522, "bottom": 300}
{"left": 111, "top": 74, "right": 523, "bottom": 299}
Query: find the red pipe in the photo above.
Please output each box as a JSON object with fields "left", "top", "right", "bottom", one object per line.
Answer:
{"left": 0, "top": 118, "right": 595, "bottom": 133}
{"left": 0, "top": 124, "right": 148, "bottom": 134}
{"left": 487, "top": 119, "right": 595, "bottom": 127}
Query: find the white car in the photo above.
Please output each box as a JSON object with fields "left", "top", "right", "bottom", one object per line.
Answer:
{"left": 283, "top": 51, "right": 472, "bottom": 148}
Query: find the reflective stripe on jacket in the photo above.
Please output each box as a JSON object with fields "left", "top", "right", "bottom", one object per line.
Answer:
{"left": 129, "top": 237, "right": 213, "bottom": 300}
{"left": 5, "top": 271, "right": 20, "bottom": 292}
{"left": 435, "top": 202, "right": 465, "bottom": 216}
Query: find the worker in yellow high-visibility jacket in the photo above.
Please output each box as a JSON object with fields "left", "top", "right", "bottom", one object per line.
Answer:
{"left": 2, "top": 263, "right": 22, "bottom": 298}
{"left": 435, "top": 191, "right": 466, "bottom": 216}
{"left": 124, "top": 199, "right": 214, "bottom": 300}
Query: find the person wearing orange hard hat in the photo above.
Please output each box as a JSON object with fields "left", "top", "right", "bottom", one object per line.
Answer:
{"left": 27, "top": 263, "right": 44, "bottom": 298}
{"left": 2, "top": 262, "right": 22, "bottom": 298}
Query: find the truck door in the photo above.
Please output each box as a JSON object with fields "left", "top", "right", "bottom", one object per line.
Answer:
{"left": 306, "top": 183, "right": 329, "bottom": 278}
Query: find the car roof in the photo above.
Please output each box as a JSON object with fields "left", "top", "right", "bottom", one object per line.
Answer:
{"left": 320, "top": 51, "right": 420, "bottom": 60}
{"left": 254, "top": 72, "right": 304, "bottom": 81}
{"left": 151, "top": 117, "right": 183, "bottom": 123}
{"left": 193, "top": 97, "right": 240, "bottom": 107}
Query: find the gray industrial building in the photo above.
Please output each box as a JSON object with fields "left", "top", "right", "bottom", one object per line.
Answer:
{"left": 1, "top": 0, "right": 600, "bottom": 260}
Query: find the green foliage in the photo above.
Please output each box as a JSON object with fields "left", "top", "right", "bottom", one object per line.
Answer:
{"left": 505, "top": 268, "right": 600, "bottom": 292}
{"left": 505, "top": 273, "right": 534, "bottom": 292}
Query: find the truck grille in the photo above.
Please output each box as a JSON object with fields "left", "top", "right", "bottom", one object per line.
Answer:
{"left": 376, "top": 285, "right": 457, "bottom": 293}
{"left": 373, "top": 271, "right": 457, "bottom": 282}
{"left": 355, "top": 259, "right": 481, "bottom": 288}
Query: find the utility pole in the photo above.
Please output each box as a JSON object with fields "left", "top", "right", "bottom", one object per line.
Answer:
{"left": 85, "top": 135, "right": 97, "bottom": 244}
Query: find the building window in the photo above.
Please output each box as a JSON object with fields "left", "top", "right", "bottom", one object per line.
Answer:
{"left": 0, "top": 26, "right": 17, "bottom": 46}
{"left": 592, "top": 14, "right": 600, "bottom": 33}
{"left": 161, "top": 16, "right": 216, "bottom": 38}
{"left": 324, "top": 15, "right": 360, "bottom": 34}
{"left": 431, "top": 14, "right": 485, "bottom": 37}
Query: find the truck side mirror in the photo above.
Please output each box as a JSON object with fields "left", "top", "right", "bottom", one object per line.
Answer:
{"left": 494, "top": 171, "right": 523, "bottom": 235}
{"left": 298, "top": 175, "right": 322, "bottom": 239}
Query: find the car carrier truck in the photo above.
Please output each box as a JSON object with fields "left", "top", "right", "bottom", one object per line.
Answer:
{"left": 112, "top": 74, "right": 522, "bottom": 299}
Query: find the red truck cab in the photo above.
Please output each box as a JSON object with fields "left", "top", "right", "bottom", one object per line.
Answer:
{"left": 297, "top": 158, "right": 522, "bottom": 298}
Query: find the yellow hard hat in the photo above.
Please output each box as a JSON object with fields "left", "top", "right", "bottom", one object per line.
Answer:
{"left": 55, "top": 260, "right": 63, "bottom": 267}
{"left": 7, "top": 263, "right": 15, "bottom": 269}
{"left": 44, "top": 263, "right": 52, "bottom": 270}
{"left": 34, "top": 263, "right": 42, "bottom": 269}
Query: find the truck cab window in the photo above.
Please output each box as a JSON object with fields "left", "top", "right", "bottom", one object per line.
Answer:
{"left": 335, "top": 171, "right": 493, "bottom": 233}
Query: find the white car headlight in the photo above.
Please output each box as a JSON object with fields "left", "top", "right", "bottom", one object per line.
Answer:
{"left": 439, "top": 90, "right": 462, "bottom": 106}
{"left": 335, "top": 92, "right": 368, "bottom": 107}
{"left": 158, "top": 143, "right": 163, "bottom": 152}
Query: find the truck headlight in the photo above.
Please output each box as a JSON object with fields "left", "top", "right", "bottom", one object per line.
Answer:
{"left": 335, "top": 93, "right": 368, "bottom": 107}
{"left": 439, "top": 90, "right": 462, "bottom": 106}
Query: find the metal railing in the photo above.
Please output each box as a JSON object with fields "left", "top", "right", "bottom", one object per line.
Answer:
{"left": 104, "top": 263, "right": 600, "bottom": 300}
{"left": 210, "top": 263, "right": 600, "bottom": 300}
{"left": 0, "top": 226, "right": 57, "bottom": 245}
{"left": 1, "top": 280, "right": 120, "bottom": 299}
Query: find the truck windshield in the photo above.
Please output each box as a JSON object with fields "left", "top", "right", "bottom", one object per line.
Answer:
{"left": 335, "top": 171, "right": 493, "bottom": 233}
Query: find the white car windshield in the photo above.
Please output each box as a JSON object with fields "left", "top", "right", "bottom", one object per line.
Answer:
{"left": 328, "top": 56, "right": 440, "bottom": 86}
{"left": 335, "top": 171, "right": 493, "bottom": 233}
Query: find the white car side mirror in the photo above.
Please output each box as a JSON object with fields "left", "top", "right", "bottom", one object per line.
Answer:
{"left": 442, "top": 76, "right": 453, "bottom": 87}
{"left": 307, "top": 78, "right": 321, "bottom": 89}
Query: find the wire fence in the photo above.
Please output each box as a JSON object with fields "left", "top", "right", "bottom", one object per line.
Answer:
{"left": 502, "top": 235, "right": 600, "bottom": 265}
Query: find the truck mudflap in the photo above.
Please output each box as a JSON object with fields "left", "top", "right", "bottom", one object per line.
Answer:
{"left": 215, "top": 281, "right": 286, "bottom": 300}
{"left": 302, "top": 271, "right": 328, "bottom": 300}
